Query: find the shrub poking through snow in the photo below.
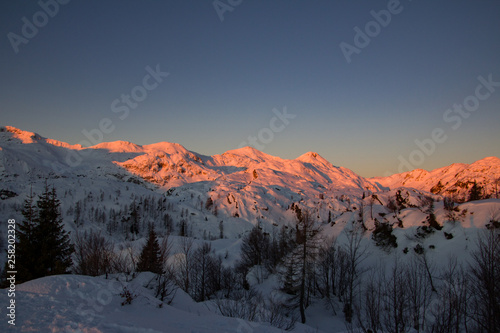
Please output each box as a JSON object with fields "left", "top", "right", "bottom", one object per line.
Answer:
{"left": 120, "top": 286, "right": 136, "bottom": 306}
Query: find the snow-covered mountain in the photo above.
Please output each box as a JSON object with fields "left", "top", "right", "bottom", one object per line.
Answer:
{"left": 1, "top": 125, "right": 498, "bottom": 238}
{"left": 370, "top": 156, "right": 500, "bottom": 201}
{"left": 0, "top": 125, "right": 383, "bottom": 237}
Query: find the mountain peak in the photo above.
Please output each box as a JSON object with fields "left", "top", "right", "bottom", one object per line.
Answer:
{"left": 371, "top": 156, "right": 500, "bottom": 199}
{"left": 1, "top": 125, "right": 43, "bottom": 144}
{"left": 296, "top": 151, "right": 332, "bottom": 166}
{"left": 474, "top": 156, "right": 500, "bottom": 164}
{"left": 91, "top": 141, "right": 143, "bottom": 153}
{"left": 222, "top": 146, "right": 274, "bottom": 160}
{"left": 142, "top": 141, "right": 188, "bottom": 152}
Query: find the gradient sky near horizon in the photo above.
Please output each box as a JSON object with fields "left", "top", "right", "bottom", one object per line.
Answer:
{"left": 1, "top": 0, "right": 499, "bottom": 177}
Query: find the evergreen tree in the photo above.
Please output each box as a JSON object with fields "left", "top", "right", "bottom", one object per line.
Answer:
{"left": 137, "top": 225, "right": 163, "bottom": 274}
{"left": 12, "top": 184, "right": 74, "bottom": 283}
{"left": 36, "top": 185, "right": 74, "bottom": 277}
{"left": 469, "top": 181, "right": 483, "bottom": 202}
{"left": 13, "top": 188, "right": 39, "bottom": 283}
{"left": 129, "top": 201, "right": 140, "bottom": 235}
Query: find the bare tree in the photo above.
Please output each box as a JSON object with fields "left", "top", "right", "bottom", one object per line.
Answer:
{"left": 468, "top": 229, "right": 500, "bottom": 332}
{"left": 156, "top": 233, "right": 177, "bottom": 303}
{"left": 406, "top": 255, "right": 432, "bottom": 332}
{"left": 381, "top": 258, "right": 410, "bottom": 333}
{"left": 443, "top": 196, "right": 459, "bottom": 223}
{"left": 342, "top": 222, "right": 369, "bottom": 323}
{"left": 280, "top": 208, "right": 321, "bottom": 324}
{"left": 175, "top": 237, "right": 194, "bottom": 294}
{"left": 430, "top": 256, "right": 469, "bottom": 333}
{"left": 356, "top": 267, "right": 383, "bottom": 333}
{"left": 192, "top": 242, "right": 215, "bottom": 302}
{"left": 74, "top": 230, "right": 114, "bottom": 277}
{"left": 316, "top": 237, "right": 339, "bottom": 314}
{"left": 415, "top": 245, "right": 437, "bottom": 293}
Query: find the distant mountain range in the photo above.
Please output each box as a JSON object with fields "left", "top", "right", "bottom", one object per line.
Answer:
{"left": 1, "top": 125, "right": 498, "bottom": 237}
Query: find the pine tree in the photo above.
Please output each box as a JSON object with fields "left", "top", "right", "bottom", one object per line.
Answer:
{"left": 129, "top": 201, "right": 140, "bottom": 235}
{"left": 137, "top": 225, "right": 163, "bottom": 274}
{"left": 13, "top": 188, "right": 39, "bottom": 283}
{"left": 469, "top": 181, "right": 483, "bottom": 202}
{"left": 36, "top": 185, "right": 74, "bottom": 277}
{"left": 12, "top": 184, "right": 74, "bottom": 283}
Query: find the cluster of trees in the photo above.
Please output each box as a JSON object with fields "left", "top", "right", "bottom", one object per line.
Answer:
{"left": 72, "top": 194, "right": 177, "bottom": 239}
{"left": 2, "top": 185, "right": 74, "bottom": 285}
{"left": 432, "top": 179, "right": 500, "bottom": 202}
{"left": 237, "top": 205, "right": 500, "bottom": 332}
{"left": 73, "top": 224, "right": 177, "bottom": 303}
{"left": 352, "top": 229, "right": 500, "bottom": 333}
{"left": 174, "top": 237, "right": 228, "bottom": 302}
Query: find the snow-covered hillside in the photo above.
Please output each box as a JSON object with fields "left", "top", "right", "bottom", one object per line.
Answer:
{"left": 370, "top": 156, "right": 500, "bottom": 201}
{"left": 0, "top": 274, "right": 304, "bottom": 333}
{"left": 0, "top": 126, "right": 382, "bottom": 238}
{"left": 1, "top": 125, "right": 498, "bottom": 238}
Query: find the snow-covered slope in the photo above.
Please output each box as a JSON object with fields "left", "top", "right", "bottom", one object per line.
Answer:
{"left": 0, "top": 126, "right": 500, "bottom": 237}
{"left": 1, "top": 126, "right": 498, "bottom": 238}
{"left": 0, "top": 274, "right": 298, "bottom": 333}
{"left": 370, "top": 156, "right": 500, "bottom": 201}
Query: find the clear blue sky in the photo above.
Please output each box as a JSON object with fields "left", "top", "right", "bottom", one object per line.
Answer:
{"left": 1, "top": 0, "right": 499, "bottom": 177}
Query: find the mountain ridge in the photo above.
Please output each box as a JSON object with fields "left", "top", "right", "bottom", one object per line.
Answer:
{"left": 3, "top": 125, "right": 498, "bottom": 185}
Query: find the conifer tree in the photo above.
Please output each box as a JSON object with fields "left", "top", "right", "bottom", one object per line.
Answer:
{"left": 13, "top": 188, "right": 39, "bottom": 283}
{"left": 469, "top": 181, "right": 483, "bottom": 202}
{"left": 137, "top": 225, "right": 163, "bottom": 274}
{"left": 129, "top": 201, "right": 140, "bottom": 235}
{"left": 12, "top": 184, "right": 74, "bottom": 283}
{"left": 36, "top": 185, "right": 74, "bottom": 277}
